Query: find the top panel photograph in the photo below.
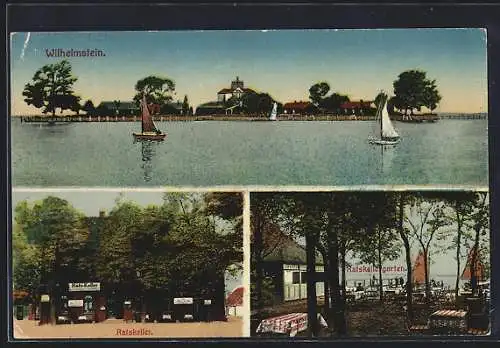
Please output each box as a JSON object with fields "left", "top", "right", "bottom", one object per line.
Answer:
{"left": 9, "top": 29, "right": 488, "bottom": 188}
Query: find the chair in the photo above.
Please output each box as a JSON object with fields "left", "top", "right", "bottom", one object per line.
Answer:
{"left": 404, "top": 306, "right": 429, "bottom": 335}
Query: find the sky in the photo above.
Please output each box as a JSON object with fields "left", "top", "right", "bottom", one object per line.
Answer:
{"left": 10, "top": 29, "right": 488, "bottom": 115}
{"left": 11, "top": 190, "right": 243, "bottom": 294}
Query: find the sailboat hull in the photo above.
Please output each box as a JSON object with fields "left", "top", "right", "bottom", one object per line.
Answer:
{"left": 369, "top": 138, "right": 400, "bottom": 146}
{"left": 133, "top": 132, "right": 167, "bottom": 141}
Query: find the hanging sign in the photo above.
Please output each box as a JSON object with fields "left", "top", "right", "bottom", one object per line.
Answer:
{"left": 174, "top": 297, "right": 193, "bottom": 305}
{"left": 68, "top": 282, "right": 100, "bottom": 292}
{"left": 68, "top": 300, "right": 84, "bottom": 307}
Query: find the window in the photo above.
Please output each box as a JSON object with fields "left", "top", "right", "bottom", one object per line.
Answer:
{"left": 301, "top": 272, "right": 308, "bottom": 283}
{"left": 292, "top": 272, "right": 300, "bottom": 284}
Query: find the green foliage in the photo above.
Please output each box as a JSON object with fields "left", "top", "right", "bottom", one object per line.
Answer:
{"left": 133, "top": 75, "right": 176, "bottom": 106}
{"left": 393, "top": 70, "right": 441, "bottom": 114}
{"left": 239, "top": 92, "right": 281, "bottom": 115}
{"left": 13, "top": 193, "right": 242, "bottom": 299}
{"left": 309, "top": 82, "right": 331, "bottom": 106}
{"left": 22, "top": 60, "right": 79, "bottom": 116}
{"left": 182, "top": 95, "right": 190, "bottom": 115}
{"left": 321, "top": 92, "right": 350, "bottom": 112}
{"left": 12, "top": 223, "right": 41, "bottom": 292}
{"left": 422, "top": 79, "right": 441, "bottom": 112}
{"left": 13, "top": 197, "right": 90, "bottom": 294}
{"left": 308, "top": 82, "right": 351, "bottom": 113}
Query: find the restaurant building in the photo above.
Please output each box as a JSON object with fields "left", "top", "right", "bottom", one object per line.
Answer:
{"left": 196, "top": 76, "right": 256, "bottom": 115}
{"left": 57, "top": 282, "right": 106, "bottom": 323}
{"left": 282, "top": 101, "right": 316, "bottom": 115}
{"left": 260, "top": 226, "right": 324, "bottom": 304}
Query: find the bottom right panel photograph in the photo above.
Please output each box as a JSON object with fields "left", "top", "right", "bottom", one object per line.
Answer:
{"left": 250, "top": 190, "right": 490, "bottom": 338}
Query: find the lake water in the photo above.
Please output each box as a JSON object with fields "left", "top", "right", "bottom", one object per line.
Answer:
{"left": 11, "top": 118, "right": 488, "bottom": 187}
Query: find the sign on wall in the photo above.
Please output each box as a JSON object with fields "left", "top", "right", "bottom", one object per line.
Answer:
{"left": 174, "top": 297, "right": 194, "bottom": 305}
{"left": 68, "top": 299, "right": 84, "bottom": 307}
{"left": 68, "top": 282, "right": 101, "bottom": 292}
{"left": 347, "top": 265, "right": 406, "bottom": 274}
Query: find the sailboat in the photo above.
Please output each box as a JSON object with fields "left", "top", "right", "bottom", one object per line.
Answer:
{"left": 269, "top": 102, "right": 278, "bottom": 121}
{"left": 461, "top": 247, "right": 486, "bottom": 282}
{"left": 369, "top": 92, "right": 400, "bottom": 145}
{"left": 133, "top": 94, "right": 166, "bottom": 141}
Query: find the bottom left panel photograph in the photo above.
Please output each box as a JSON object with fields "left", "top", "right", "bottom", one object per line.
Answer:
{"left": 11, "top": 190, "right": 245, "bottom": 339}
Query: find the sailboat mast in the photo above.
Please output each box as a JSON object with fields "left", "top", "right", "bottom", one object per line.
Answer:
{"left": 141, "top": 95, "right": 146, "bottom": 133}
{"left": 380, "top": 94, "right": 385, "bottom": 140}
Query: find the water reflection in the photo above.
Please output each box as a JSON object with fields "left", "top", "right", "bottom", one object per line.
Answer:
{"left": 380, "top": 145, "right": 395, "bottom": 175}
{"left": 136, "top": 140, "right": 158, "bottom": 182}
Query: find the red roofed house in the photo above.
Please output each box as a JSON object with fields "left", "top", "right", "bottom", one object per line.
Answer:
{"left": 217, "top": 76, "right": 255, "bottom": 103}
{"left": 340, "top": 100, "right": 374, "bottom": 115}
{"left": 283, "top": 101, "right": 316, "bottom": 115}
{"left": 226, "top": 286, "right": 244, "bottom": 317}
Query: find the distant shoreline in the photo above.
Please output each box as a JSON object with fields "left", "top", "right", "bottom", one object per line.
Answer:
{"left": 12, "top": 113, "right": 486, "bottom": 123}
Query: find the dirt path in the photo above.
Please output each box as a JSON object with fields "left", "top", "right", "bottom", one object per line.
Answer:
{"left": 13, "top": 317, "right": 243, "bottom": 339}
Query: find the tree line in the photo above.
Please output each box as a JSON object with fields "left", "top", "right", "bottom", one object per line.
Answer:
{"left": 308, "top": 70, "right": 441, "bottom": 116}
{"left": 22, "top": 60, "right": 192, "bottom": 117}
{"left": 12, "top": 192, "right": 243, "bottom": 316}
{"left": 22, "top": 60, "right": 441, "bottom": 118}
{"left": 251, "top": 191, "right": 489, "bottom": 337}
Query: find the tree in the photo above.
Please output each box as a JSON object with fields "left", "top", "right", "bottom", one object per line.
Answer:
{"left": 113, "top": 100, "right": 121, "bottom": 115}
{"left": 12, "top": 223, "right": 41, "bottom": 295}
{"left": 133, "top": 75, "right": 176, "bottom": 106}
{"left": 422, "top": 79, "right": 442, "bottom": 113}
{"left": 355, "top": 193, "right": 400, "bottom": 301}
{"left": 393, "top": 70, "right": 441, "bottom": 116}
{"left": 82, "top": 100, "right": 96, "bottom": 116}
{"left": 309, "top": 82, "right": 330, "bottom": 107}
{"left": 404, "top": 193, "right": 449, "bottom": 301}
{"left": 250, "top": 193, "right": 288, "bottom": 331}
{"left": 440, "top": 192, "right": 476, "bottom": 298}
{"left": 396, "top": 192, "right": 414, "bottom": 322}
{"left": 240, "top": 92, "right": 279, "bottom": 116}
{"left": 182, "top": 95, "right": 190, "bottom": 115}
{"left": 13, "top": 197, "right": 90, "bottom": 323}
{"left": 468, "top": 192, "right": 489, "bottom": 295}
{"left": 22, "top": 60, "right": 78, "bottom": 116}
{"left": 321, "top": 92, "right": 350, "bottom": 113}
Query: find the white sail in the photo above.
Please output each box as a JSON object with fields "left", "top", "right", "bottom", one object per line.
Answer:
{"left": 381, "top": 99, "right": 399, "bottom": 139}
{"left": 269, "top": 102, "right": 277, "bottom": 121}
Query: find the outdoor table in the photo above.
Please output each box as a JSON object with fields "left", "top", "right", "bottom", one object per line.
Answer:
{"left": 429, "top": 309, "right": 468, "bottom": 334}
{"left": 256, "top": 312, "right": 328, "bottom": 337}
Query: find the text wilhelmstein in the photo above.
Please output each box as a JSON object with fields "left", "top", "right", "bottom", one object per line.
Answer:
{"left": 347, "top": 265, "right": 406, "bottom": 273}
{"left": 45, "top": 48, "right": 106, "bottom": 58}
{"left": 115, "top": 328, "right": 153, "bottom": 336}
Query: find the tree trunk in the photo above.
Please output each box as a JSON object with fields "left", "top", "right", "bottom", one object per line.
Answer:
{"left": 320, "top": 249, "right": 330, "bottom": 325}
{"left": 378, "top": 230, "right": 384, "bottom": 302}
{"left": 471, "top": 225, "right": 481, "bottom": 296}
{"left": 423, "top": 249, "right": 431, "bottom": 303}
{"left": 398, "top": 193, "right": 413, "bottom": 321}
{"left": 340, "top": 245, "right": 347, "bottom": 300}
{"left": 253, "top": 212, "right": 264, "bottom": 330}
{"left": 306, "top": 231, "right": 318, "bottom": 337}
{"left": 455, "top": 207, "right": 462, "bottom": 300}
{"left": 327, "top": 216, "right": 345, "bottom": 336}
